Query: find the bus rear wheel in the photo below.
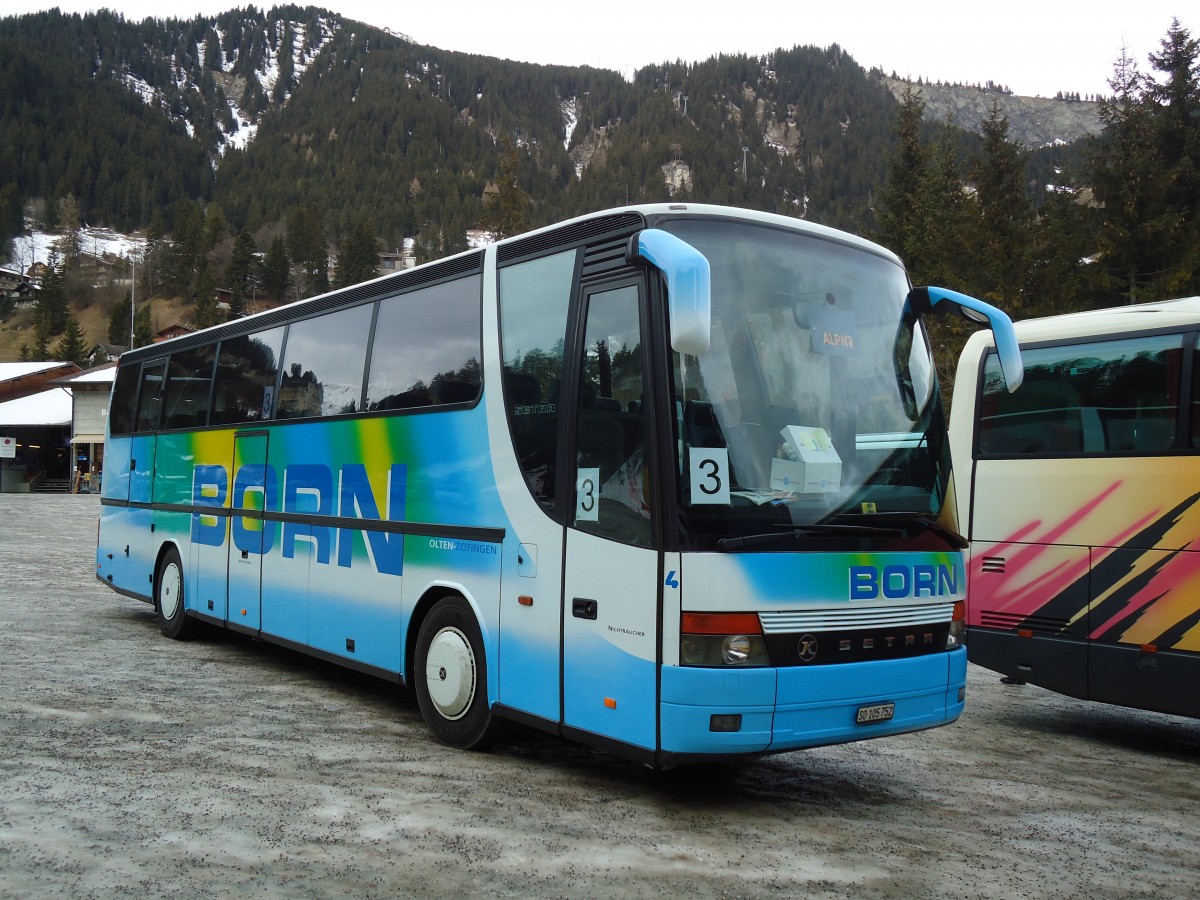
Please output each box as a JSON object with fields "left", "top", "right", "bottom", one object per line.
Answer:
{"left": 155, "top": 547, "right": 195, "bottom": 640}
{"left": 414, "top": 597, "right": 499, "bottom": 750}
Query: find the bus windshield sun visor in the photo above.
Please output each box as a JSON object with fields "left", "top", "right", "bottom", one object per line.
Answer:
{"left": 628, "top": 228, "right": 711, "bottom": 356}
{"left": 909, "top": 286, "right": 1024, "bottom": 393}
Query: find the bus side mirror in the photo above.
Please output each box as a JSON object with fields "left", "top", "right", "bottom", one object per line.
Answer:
{"left": 907, "top": 286, "right": 1024, "bottom": 393}
{"left": 628, "top": 228, "right": 711, "bottom": 356}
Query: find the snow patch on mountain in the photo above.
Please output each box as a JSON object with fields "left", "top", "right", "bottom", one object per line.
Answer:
{"left": 113, "top": 14, "right": 339, "bottom": 157}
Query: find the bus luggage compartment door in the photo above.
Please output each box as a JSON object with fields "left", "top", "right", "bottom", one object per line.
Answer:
{"left": 227, "top": 433, "right": 269, "bottom": 632}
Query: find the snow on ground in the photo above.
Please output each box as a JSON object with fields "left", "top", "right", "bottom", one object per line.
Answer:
{"left": 6, "top": 227, "right": 147, "bottom": 272}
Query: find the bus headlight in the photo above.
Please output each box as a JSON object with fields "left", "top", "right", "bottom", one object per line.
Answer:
{"left": 723, "top": 634, "right": 753, "bottom": 664}
{"left": 680, "top": 613, "right": 770, "bottom": 666}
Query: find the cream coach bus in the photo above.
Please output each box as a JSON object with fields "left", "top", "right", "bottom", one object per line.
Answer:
{"left": 950, "top": 297, "right": 1200, "bottom": 717}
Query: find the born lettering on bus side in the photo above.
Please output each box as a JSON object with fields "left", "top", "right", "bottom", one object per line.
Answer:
{"left": 190, "top": 462, "right": 408, "bottom": 575}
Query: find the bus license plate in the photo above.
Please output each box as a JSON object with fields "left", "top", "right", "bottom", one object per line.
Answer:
{"left": 856, "top": 702, "right": 895, "bottom": 724}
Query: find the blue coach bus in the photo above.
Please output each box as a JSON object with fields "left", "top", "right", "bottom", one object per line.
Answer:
{"left": 96, "top": 204, "right": 1021, "bottom": 765}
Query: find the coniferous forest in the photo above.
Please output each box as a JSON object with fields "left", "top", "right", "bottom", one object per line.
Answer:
{"left": 0, "top": 7, "right": 1197, "bottom": 369}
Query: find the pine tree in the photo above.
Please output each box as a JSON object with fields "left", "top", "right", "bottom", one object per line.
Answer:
{"left": 225, "top": 227, "right": 257, "bottom": 312}
{"left": 1090, "top": 46, "right": 1173, "bottom": 303}
{"left": 287, "top": 205, "right": 329, "bottom": 297}
{"left": 334, "top": 218, "right": 380, "bottom": 288}
{"left": 35, "top": 254, "right": 69, "bottom": 340}
{"left": 108, "top": 295, "right": 132, "bottom": 346}
{"left": 875, "top": 87, "right": 928, "bottom": 271}
{"left": 133, "top": 304, "right": 152, "bottom": 349}
{"left": 480, "top": 136, "right": 530, "bottom": 239}
{"left": 969, "top": 101, "right": 1033, "bottom": 311}
{"left": 192, "top": 259, "right": 220, "bottom": 328}
{"left": 1145, "top": 19, "right": 1200, "bottom": 295}
{"left": 55, "top": 312, "right": 87, "bottom": 365}
{"left": 262, "top": 233, "right": 290, "bottom": 302}
{"left": 915, "top": 120, "right": 970, "bottom": 288}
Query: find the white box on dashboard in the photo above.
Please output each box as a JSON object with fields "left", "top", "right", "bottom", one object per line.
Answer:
{"left": 769, "top": 425, "right": 842, "bottom": 493}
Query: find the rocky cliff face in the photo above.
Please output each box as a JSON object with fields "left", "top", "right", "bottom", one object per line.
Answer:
{"left": 882, "top": 77, "right": 1103, "bottom": 147}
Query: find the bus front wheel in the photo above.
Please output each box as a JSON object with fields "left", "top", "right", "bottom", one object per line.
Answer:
{"left": 155, "top": 547, "right": 195, "bottom": 640}
{"left": 414, "top": 597, "right": 499, "bottom": 750}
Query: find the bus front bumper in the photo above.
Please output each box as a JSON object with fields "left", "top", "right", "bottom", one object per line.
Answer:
{"left": 659, "top": 647, "right": 967, "bottom": 756}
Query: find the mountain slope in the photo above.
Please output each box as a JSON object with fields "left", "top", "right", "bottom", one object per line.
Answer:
{"left": 1, "top": 6, "right": 1099, "bottom": 251}
{"left": 881, "top": 76, "right": 1102, "bottom": 148}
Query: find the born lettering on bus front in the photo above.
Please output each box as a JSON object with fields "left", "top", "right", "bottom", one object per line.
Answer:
{"left": 848, "top": 564, "right": 959, "bottom": 600}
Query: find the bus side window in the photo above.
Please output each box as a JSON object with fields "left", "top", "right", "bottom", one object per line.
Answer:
{"left": 211, "top": 328, "right": 284, "bottom": 425}
{"left": 499, "top": 250, "right": 576, "bottom": 514}
{"left": 979, "top": 334, "right": 1183, "bottom": 457}
{"left": 573, "top": 283, "right": 652, "bottom": 548}
{"left": 108, "top": 363, "right": 140, "bottom": 435}
{"left": 277, "top": 304, "right": 373, "bottom": 419}
{"left": 365, "top": 276, "right": 482, "bottom": 412}
{"left": 133, "top": 361, "right": 166, "bottom": 432}
{"left": 162, "top": 345, "right": 215, "bottom": 430}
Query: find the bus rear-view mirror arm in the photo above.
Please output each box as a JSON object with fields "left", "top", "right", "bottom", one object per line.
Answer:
{"left": 906, "top": 286, "right": 1024, "bottom": 393}
{"left": 628, "top": 228, "right": 712, "bottom": 356}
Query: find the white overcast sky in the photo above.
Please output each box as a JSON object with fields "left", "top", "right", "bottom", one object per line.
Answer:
{"left": 3, "top": 0, "right": 1191, "bottom": 99}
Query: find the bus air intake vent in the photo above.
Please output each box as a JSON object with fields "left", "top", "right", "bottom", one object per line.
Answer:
{"left": 760, "top": 603, "right": 955, "bottom": 634}
{"left": 582, "top": 237, "right": 634, "bottom": 278}
{"left": 497, "top": 212, "right": 644, "bottom": 266}
{"left": 981, "top": 556, "right": 1006, "bottom": 574}
{"left": 979, "top": 610, "right": 1070, "bottom": 635}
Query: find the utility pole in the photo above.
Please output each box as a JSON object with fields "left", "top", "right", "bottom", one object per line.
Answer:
{"left": 742, "top": 146, "right": 749, "bottom": 181}
{"left": 129, "top": 256, "right": 135, "bottom": 350}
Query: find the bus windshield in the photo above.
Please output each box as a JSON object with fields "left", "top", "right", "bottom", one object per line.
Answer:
{"left": 662, "top": 218, "right": 947, "bottom": 548}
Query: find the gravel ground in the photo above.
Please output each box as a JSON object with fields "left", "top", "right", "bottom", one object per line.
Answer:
{"left": 2, "top": 492, "right": 1199, "bottom": 898}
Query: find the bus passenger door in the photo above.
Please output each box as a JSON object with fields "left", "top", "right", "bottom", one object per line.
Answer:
{"left": 227, "top": 432, "right": 270, "bottom": 632}
{"left": 562, "top": 280, "right": 661, "bottom": 752}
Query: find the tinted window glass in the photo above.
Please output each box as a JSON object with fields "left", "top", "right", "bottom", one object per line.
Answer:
{"left": 134, "top": 361, "right": 166, "bottom": 432}
{"left": 162, "top": 346, "right": 216, "bottom": 430}
{"left": 572, "top": 284, "right": 651, "bottom": 547}
{"left": 277, "top": 305, "right": 373, "bottom": 419}
{"left": 979, "top": 334, "right": 1182, "bottom": 456}
{"left": 499, "top": 251, "right": 575, "bottom": 511}
{"left": 109, "top": 363, "right": 140, "bottom": 435}
{"left": 211, "top": 327, "right": 285, "bottom": 425}
{"left": 365, "top": 275, "right": 482, "bottom": 411}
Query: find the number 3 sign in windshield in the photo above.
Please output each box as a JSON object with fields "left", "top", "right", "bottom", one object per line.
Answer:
{"left": 689, "top": 447, "right": 730, "bottom": 504}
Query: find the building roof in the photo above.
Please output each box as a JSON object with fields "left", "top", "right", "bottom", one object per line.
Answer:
{"left": 0, "top": 386, "right": 72, "bottom": 427}
{"left": 51, "top": 363, "right": 117, "bottom": 386}
{"left": 0, "top": 362, "right": 76, "bottom": 383}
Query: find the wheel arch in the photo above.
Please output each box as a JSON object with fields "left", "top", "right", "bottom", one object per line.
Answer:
{"left": 151, "top": 540, "right": 185, "bottom": 611}
{"left": 405, "top": 581, "right": 490, "bottom": 690}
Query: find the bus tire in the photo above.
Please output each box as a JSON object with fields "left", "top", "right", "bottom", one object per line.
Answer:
{"left": 155, "top": 547, "right": 194, "bottom": 640}
{"left": 414, "top": 596, "right": 498, "bottom": 750}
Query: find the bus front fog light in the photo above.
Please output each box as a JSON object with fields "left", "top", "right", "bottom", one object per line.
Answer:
{"left": 710, "top": 714, "right": 742, "bottom": 732}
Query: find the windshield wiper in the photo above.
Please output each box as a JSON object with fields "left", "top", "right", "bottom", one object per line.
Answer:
{"left": 717, "top": 522, "right": 904, "bottom": 551}
{"left": 830, "top": 511, "right": 967, "bottom": 549}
